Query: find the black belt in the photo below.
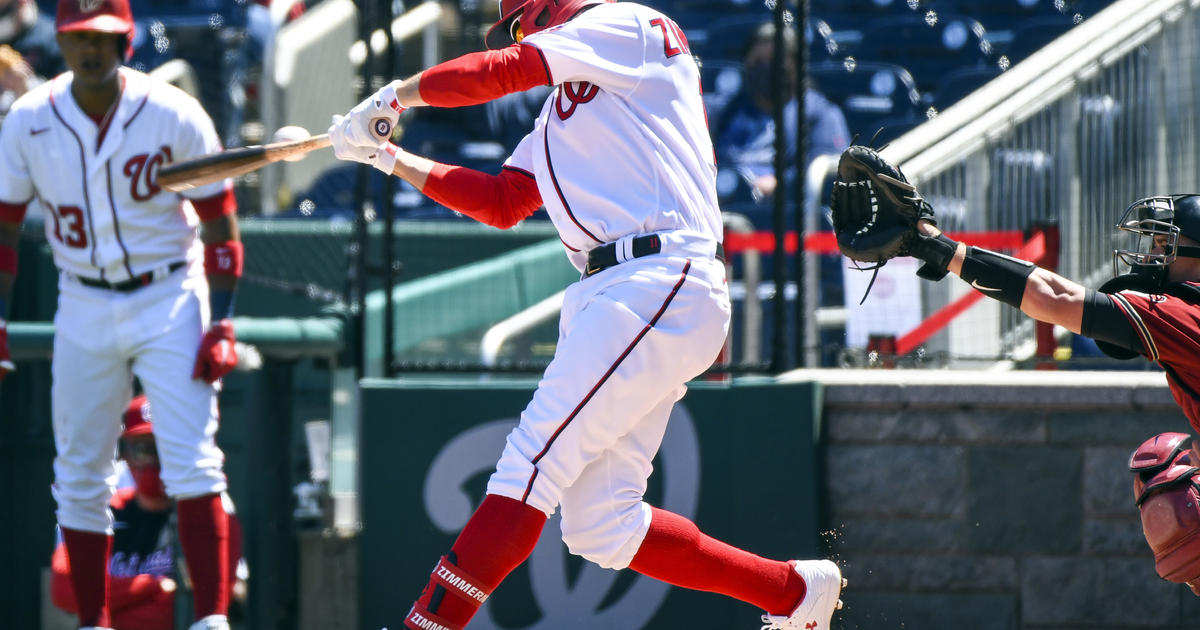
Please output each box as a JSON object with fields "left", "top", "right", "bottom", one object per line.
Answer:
{"left": 585, "top": 235, "right": 725, "bottom": 277}
{"left": 77, "top": 261, "right": 186, "bottom": 292}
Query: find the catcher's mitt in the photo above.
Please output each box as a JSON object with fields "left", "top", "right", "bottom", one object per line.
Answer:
{"left": 830, "top": 145, "right": 935, "bottom": 265}
{"left": 831, "top": 145, "right": 953, "bottom": 302}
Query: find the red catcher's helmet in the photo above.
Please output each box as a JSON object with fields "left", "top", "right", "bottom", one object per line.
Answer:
{"left": 485, "top": 0, "right": 614, "bottom": 50}
{"left": 121, "top": 394, "right": 153, "bottom": 439}
{"left": 55, "top": 0, "right": 135, "bottom": 61}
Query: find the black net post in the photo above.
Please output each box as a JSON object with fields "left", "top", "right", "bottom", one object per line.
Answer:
{"left": 794, "top": 0, "right": 811, "bottom": 367}
{"left": 770, "top": 0, "right": 792, "bottom": 373}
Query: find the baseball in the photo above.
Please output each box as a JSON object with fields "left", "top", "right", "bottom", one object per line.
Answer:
{"left": 272, "top": 125, "right": 311, "bottom": 161}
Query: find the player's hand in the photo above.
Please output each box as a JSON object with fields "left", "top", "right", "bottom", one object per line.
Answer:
{"left": 0, "top": 318, "right": 13, "bottom": 381}
{"left": 342, "top": 80, "right": 405, "bottom": 148}
{"left": 192, "top": 318, "right": 238, "bottom": 383}
{"left": 328, "top": 115, "right": 399, "bottom": 175}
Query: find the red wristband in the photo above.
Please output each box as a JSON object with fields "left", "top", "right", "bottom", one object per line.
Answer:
{"left": 204, "top": 240, "right": 243, "bottom": 276}
{"left": 0, "top": 243, "right": 16, "bottom": 275}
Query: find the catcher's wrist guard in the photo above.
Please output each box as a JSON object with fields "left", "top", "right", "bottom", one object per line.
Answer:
{"left": 959, "top": 246, "right": 1036, "bottom": 308}
{"left": 906, "top": 233, "right": 958, "bottom": 281}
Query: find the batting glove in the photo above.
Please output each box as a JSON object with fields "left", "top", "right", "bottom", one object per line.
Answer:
{"left": 343, "top": 80, "right": 405, "bottom": 147}
{"left": 328, "top": 115, "right": 399, "bottom": 175}
{"left": 0, "top": 318, "right": 13, "bottom": 381}
{"left": 192, "top": 318, "right": 238, "bottom": 383}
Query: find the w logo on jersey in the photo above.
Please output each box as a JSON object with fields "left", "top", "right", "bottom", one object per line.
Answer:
{"left": 125, "top": 146, "right": 173, "bottom": 201}
{"left": 555, "top": 82, "right": 600, "bottom": 120}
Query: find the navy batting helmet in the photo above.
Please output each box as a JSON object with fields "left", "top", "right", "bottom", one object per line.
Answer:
{"left": 56, "top": 0, "right": 135, "bottom": 61}
{"left": 486, "top": 0, "right": 614, "bottom": 50}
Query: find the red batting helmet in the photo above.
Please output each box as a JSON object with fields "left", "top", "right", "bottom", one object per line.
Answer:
{"left": 56, "top": 0, "right": 135, "bottom": 61}
{"left": 485, "top": 0, "right": 614, "bottom": 50}
{"left": 121, "top": 394, "right": 153, "bottom": 439}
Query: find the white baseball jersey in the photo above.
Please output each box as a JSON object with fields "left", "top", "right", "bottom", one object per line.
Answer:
{"left": 507, "top": 2, "right": 722, "bottom": 271}
{"left": 0, "top": 67, "right": 227, "bottom": 282}
{"left": 0, "top": 67, "right": 231, "bottom": 534}
{"left": 482, "top": 3, "right": 732, "bottom": 570}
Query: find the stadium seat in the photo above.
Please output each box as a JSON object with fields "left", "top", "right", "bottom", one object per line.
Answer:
{"left": 686, "top": 12, "right": 839, "bottom": 64}
{"left": 863, "top": 112, "right": 929, "bottom": 146}
{"left": 928, "top": 65, "right": 1003, "bottom": 112}
{"left": 951, "top": 0, "right": 1072, "bottom": 43}
{"left": 812, "top": 0, "right": 933, "bottom": 31}
{"left": 1002, "top": 16, "right": 1078, "bottom": 65}
{"left": 699, "top": 59, "right": 744, "bottom": 125}
{"left": 807, "top": 60, "right": 923, "bottom": 141}
{"left": 855, "top": 13, "right": 995, "bottom": 95}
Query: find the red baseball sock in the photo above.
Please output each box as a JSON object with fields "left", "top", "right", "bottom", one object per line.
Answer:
{"left": 406, "top": 494, "right": 547, "bottom": 629}
{"left": 60, "top": 527, "right": 112, "bottom": 628}
{"left": 176, "top": 493, "right": 230, "bottom": 620}
{"left": 628, "top": 507, "right": 806, "bottom": 615}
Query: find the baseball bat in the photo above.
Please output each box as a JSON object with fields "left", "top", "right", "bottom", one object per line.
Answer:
{"left": 157, "top": 116, "right": 394, "bottom": 192}
{"left": 157, "top": 133, "right": 332, "bottom": 192}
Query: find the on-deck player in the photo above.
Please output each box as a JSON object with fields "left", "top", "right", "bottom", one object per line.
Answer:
{"left": 327, "top": 1, "right": 846, "bottom": 629}
{"left": 0, "top": 1, "right": 242, "bottom": 629}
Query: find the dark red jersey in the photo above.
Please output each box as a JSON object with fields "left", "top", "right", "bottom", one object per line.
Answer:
{"left": 1107, "top": 283, "right": 1200, "bottom": 431}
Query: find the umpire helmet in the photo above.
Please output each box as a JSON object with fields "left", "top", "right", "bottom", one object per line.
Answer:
{"left": 55, "top": 0, "right": 135, "bottom": 61}
{"left": 1113, "top": 194, "right": 1200, "bottom": 286}
{"left": 486, "top": 0, "right": 614, "bottom": 49}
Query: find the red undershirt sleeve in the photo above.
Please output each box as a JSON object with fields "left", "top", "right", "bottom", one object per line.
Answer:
{"left": 0, "top": 201, "right": 27, "bottom": 223}
{"left": 422, "top": 163, "right": 542, "bottom": 229}
{"left": 418, "top": 44, "right": 553, "bottom": 107}
{"left": 189, "top": 188, "right": 237, "bottom": 221}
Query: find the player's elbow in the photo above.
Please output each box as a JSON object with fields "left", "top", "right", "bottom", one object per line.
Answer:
{"left": 1021, "top": 273, "right": 1086, "bottom": 330}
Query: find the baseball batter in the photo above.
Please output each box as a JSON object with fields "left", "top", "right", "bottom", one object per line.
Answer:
{"left": 0, "top": 2, "right": 242, "bottom": 629}
{"left": 328, "top": 1, "right": 845, "bottom": 629}
{"left": 830, "top": 148, "right": 1200, "bottom": 597}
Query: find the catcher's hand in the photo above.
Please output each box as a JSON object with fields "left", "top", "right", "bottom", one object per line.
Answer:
{"left": 830, "top": 146, "right": 957, "bottom": 301}
{"left": 830, "top": 145, "right": 936, "bottom": 265}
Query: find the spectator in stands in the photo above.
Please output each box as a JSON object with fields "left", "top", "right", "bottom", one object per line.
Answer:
{"left": 0, "top": 0, "right": 60, "bottom": 115}
{"left": 49, "top": 395, "right": 246, "bottom": 630}
{"left": 713, "top": 21, "right": 850, "bottom": 202}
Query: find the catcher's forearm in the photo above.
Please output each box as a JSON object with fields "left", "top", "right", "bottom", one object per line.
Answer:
{"left": 918, "top": 227, "right": 1033, "bottom": 308}
{"left": 932, "top": 226, "right": 1086, "bottom": 330}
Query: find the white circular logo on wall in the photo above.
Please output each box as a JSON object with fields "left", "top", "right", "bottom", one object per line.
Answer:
{"left": 423, "top": 405, "right": 703, "bottom": 630}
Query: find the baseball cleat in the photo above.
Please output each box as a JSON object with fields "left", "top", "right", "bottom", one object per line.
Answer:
{"left": 186, "top": 615, "right": 230, "bottom": 630}
{"left": 759, "top": 559, "right": 846, "bottom": 630}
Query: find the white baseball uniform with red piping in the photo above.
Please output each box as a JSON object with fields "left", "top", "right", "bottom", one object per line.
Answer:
{"left": 425, "top": 2, "right": 731, "bottom": 569}
{"left": 0, "top": 67, "right": 232, "bottom": 534}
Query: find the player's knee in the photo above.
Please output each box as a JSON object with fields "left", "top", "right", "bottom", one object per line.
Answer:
{"left": 51, "top": 479, "right": 112, "bottom": 532}
{"left": 559, "top": 500, "right": 649, "bottom": 569}
{"left": 160, "top": 464, "right": 227, "bottom": 499}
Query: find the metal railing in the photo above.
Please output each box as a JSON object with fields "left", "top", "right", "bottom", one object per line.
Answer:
{"left": 803, "top": 0, "right": 1200, "bottom": 364}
